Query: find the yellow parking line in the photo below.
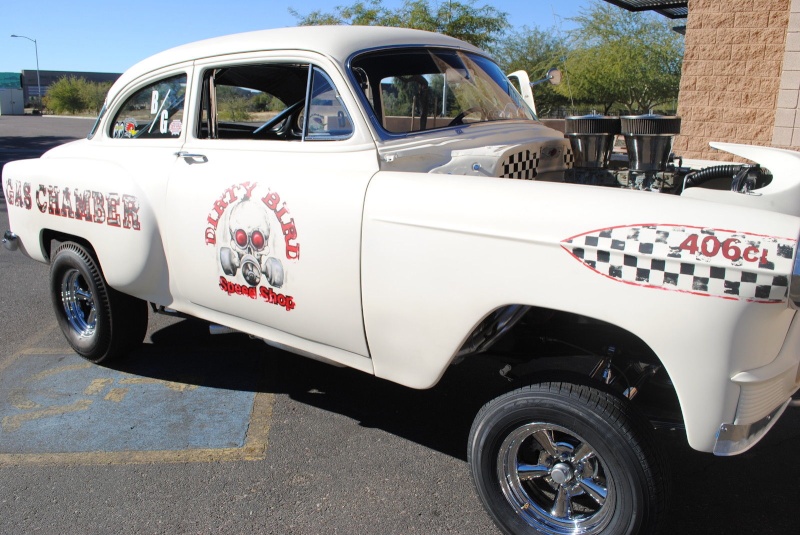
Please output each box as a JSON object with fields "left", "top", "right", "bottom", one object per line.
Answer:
{"left": 0, "top": 392, "right": 274, "bottom": 466}
{"left": 0, "top": 323, "right": 59, "bottom": 375}
{"left": 2, "top": 399, "right": 93, "bottom": 432}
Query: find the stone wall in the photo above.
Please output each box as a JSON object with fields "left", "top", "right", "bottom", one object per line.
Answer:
{"left": 673, "top": 0, "right": 791, "bottom": 161}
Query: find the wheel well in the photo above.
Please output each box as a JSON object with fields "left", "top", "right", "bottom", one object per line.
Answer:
{"left": 461, "top": 305, "right": 684, "bottom": 428}
{"left": 41, "top": 229, "right": 98, "bottom": 263}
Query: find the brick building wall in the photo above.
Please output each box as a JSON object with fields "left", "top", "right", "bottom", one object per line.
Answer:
{"left": 673, "top": 0, "right": 792, "bottom": 161}
{"left": 773, "top": 0, "right": 800, "bottom": 146}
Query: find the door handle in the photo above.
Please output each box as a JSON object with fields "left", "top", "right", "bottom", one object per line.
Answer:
{"left": 174, "top": 151, "right": 208, "bottom": 163}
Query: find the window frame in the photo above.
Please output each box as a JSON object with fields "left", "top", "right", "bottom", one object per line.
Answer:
{"left": 194, "top": 60, "right": 355, "bottom": 143}
{"left": 106, "top": 72, "right": 189, "bottom": 141}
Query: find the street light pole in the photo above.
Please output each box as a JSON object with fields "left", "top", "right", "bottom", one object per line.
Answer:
{"left": 10, "top": 34, "right": 41, "bottom": 110}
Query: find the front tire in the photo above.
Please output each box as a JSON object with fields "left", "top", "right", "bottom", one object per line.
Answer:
{"left": 50, "top": 242, "right": 148, "bottom": 363}
{"left": 468, "top": 381, "right": 667, "bottom": 535}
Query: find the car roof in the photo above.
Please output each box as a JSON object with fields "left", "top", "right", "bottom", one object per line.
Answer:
{"left": 108, "top": 26, "right": 481, "bottom": 102}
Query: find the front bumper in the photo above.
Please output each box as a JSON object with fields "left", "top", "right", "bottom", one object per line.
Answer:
{"left": 713, "top": 313, "right": 800, "bottom": 456}
{"left": 714, "top": 401, "right": 791, "bottom": 456}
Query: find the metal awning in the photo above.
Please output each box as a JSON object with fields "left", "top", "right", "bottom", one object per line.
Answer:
{"left": 603, "top": 0, "right": 688, "bottom": 19}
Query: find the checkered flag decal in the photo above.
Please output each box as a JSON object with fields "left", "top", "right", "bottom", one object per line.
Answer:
{"left": 562, "top": 225, "right": 796, "bottom": 303}
{"left": 501, "top": 150, "right": 539, "bottom": 180}
{"left": 564, "top": 148, "right": 575, "bottom": 169}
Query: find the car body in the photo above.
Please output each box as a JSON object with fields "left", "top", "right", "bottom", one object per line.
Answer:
{"left": 3, "top": 25, "right": 800, "bottom": 535}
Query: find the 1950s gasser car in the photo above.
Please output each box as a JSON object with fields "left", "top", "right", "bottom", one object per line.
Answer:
{"left": 3, "top": 26, "right": 800, "bottom": 535}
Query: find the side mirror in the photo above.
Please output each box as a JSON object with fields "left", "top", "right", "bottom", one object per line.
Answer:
{"left": 531, "top": 68, "right": 562, "bottom": 87}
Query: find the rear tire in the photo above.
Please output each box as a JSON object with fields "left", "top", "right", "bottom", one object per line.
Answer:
{"left": 468, "top": 380, "right": 668, "bottom": 535}
{"left": 50, "top": 242, "right": 148, "bottom": 363}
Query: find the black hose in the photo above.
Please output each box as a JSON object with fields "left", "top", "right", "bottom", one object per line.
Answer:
{"left": 683, "top": 165, "right": 742, "bottom": 189}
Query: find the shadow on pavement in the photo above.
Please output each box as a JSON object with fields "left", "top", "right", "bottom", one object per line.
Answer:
{"left": 105, "top": 316, "right": 800, "bottom": 534}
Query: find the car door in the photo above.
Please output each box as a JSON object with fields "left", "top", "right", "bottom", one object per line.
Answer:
{"left": 165, "top": 52, "right": 378, "bottom": 359}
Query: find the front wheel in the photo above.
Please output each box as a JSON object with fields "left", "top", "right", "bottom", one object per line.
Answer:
{"left": 50, "top": 242, "right": 148, "bottom": 363}
{"left": 468, "top": 381, "right": 668, "bottom": 535}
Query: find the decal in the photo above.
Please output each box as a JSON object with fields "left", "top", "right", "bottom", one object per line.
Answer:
{"left": 501, "top": 150, "right": 538, "bottom": 180}
{"left": 5, "top": 180, "right": 140, "bottom": 231}
{"left": 112, "top": 118, "right": 138, "bottom": 138}
{"left": 562, "top": 224, "right": 796, "bottom": 303}
{"left": 205, "top": 182, "right": 300, "bottom": 311}
{"left": 169, "top": 119, "right": 182, "bottom": 136}
{"left": 308, "top": 113, "right": 325, "bottom": 133}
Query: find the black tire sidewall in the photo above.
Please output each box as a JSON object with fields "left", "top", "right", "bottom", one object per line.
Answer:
{"left": 469, "top": 385, "right": 656, "bottom": 535}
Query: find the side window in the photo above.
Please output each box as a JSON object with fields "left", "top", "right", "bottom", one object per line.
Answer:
{"left": 110, "top": 74, "right": 186, "bottom": 139}
{"left": 305, "top": 67, "right": 353, "bottom": 139}
{"left": 197, "top": 63, "right": 352, "bottom": 141}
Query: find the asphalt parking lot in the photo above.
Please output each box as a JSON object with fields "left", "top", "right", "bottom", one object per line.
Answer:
{"left": 1, "top": 115, "right": 799, "bottom": 534}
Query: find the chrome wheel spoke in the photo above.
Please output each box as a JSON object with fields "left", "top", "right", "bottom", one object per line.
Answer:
{"left": 517, "top": 462, "right": 550, "bottom": 481}
{"left": 551, "top": 486, "right": 572, "bottom": 519}
{"left": 573, "top": 442, "right": 595, "bottom": 464}
{"left": 86, "top": 306, "right": 97, "bottom": 326}
{"left": 75, "top": 287, "right": 92, "bottom": 301}
{"left": 578, "top": 477, "right": 608, "bottom": 506}
{"left": 531, "top": 429, "right": 559, "bottom": 457}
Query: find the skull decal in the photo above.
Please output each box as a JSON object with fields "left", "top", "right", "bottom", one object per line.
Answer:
{"left": 219, "top": 198, "right": 284, "bottom": 287}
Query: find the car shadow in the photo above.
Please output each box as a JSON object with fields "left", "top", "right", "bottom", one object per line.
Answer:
{"left": 106, "top": 316, "right": 800, "bottom": 533}
{"left": 105, "top": 316, "right": 506, "bottom": 462}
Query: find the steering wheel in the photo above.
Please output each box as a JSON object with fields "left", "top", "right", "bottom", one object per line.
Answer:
{"left": 449, "top": 107, "right": 485, "bottom": 127}
{"left": 253, "top": 100, "right": 304, "bottom": 136}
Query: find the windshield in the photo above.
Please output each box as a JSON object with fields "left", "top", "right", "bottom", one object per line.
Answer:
{"left": 350, "top": 48, "right": 535, "bottom": 135}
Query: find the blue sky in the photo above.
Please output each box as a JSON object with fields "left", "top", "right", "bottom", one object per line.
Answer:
{"left": 2, "top": 0, "right": 591, "bottom": 74}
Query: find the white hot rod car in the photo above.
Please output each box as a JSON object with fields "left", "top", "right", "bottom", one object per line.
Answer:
{"left": 3, "top": 26, "right": 800, "bottom": 535}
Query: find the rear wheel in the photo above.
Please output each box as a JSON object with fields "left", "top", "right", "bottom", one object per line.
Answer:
{"left": 468, "top": 380, "right": 668, "bottom": 535}
{"left": 50, "top": 242, "right": 148, "bottom": 363}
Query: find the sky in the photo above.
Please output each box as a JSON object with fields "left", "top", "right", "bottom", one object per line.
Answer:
{"left": 1, "top": 0, "right": 591, "bottom": 74}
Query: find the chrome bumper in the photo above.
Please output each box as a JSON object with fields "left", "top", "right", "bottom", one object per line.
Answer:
{"left": 713, "top": 400, "right": 790, "bottom": 456}
{"left": 2, "top": 230, "right": 19, "bottom": 252}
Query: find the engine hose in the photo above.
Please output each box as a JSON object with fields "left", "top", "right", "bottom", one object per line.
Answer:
{"left": 682, "top": 165, "right": 742, "bottom": 190}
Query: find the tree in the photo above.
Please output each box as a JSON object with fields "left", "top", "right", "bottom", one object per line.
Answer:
{"left": 494, "top": 26, "right": 571, "bottom": 117}
{"left": 44, "top": 76, "right": 87, "bottom": 114}
{"left": 43, "top": 76, "right": 111, "bottom": 115}
{"left": 559, "top": 1, "right": 683, "bottom": 114}
{"left": 291, "top": 0, "right": 509, "bottom": 49}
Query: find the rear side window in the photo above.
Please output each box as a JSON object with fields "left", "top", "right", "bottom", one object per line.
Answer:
{"left": 110, "top": 74, "right": 187, "bottom": 139}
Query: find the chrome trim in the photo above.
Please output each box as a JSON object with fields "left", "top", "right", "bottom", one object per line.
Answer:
{"left": 209, "top": 324, "right": 238, "bottom": 335}
{"left": 2, "top": 230, "right": 19, "bottom": 252}
{"left": 713, "top": 400, "right": 790, "bottom": 456}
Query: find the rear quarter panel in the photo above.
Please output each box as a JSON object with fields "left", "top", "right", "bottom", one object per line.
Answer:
{"left": 3, "top": 150, "right": 170, "bottom": 302}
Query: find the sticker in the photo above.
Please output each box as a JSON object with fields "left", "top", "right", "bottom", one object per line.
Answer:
{"left": 169, "top": 119, "right": 182, "bottom": 136}
{"left": 205, "top": 182, "right": 300, "bottom": 311}
{"left": 562, "top": 224, "right": 796, "bottom": 303}
{"left": 113, "top": 117, "right": 138, "bottom": 138}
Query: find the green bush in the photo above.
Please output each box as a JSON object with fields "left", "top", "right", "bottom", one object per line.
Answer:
{"left": 43, "top": 76, "right": 111, "bottom": 115}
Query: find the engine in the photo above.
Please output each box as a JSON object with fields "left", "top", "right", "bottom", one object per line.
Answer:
{"left": 564, "top": 113, "right": 772, "bottom": 194}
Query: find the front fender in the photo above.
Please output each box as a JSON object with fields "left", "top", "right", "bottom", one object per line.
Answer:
{"left": 361, "top": 171, "right": 800, "bottom": 452}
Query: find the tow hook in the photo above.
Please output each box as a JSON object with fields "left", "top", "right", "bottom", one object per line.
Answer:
{"left": 2, "top": 230, "right": 19, "bottom": 252}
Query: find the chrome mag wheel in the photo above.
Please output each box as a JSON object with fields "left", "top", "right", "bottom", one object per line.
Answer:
{"left": 60, "top": 268, "right": 98, "bottom": 338}
{"left": 497, "top": 423, "right": 614, "bottom": 535}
